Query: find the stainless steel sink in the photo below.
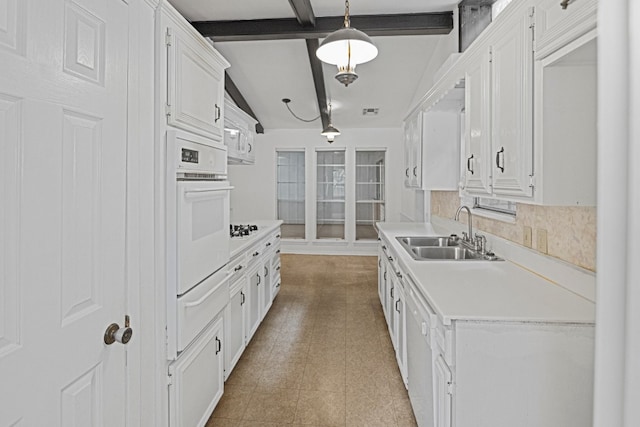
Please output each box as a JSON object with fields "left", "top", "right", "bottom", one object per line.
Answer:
{"left": 395, "top": 235, "right": 503, "bottom": 261}
{"left": 397, "top": 236, "right": 458, "bottom": 247}
{"left": 411, "top": 246, "right": 484, "bottom": 260}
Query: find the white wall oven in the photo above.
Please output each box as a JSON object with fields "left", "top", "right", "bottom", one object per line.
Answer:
{"left": 166, "top": 130, "right": 231, "bottom": 358}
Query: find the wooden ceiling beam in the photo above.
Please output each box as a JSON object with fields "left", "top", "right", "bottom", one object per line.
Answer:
{"left": 288, "top": 0, "right": 316, "bottom": 26}
{"left": 193, "top": 12, "right": 454, "bottom": 42}
{"left": 305, "top": 39, "right": 329, "bottom": 130}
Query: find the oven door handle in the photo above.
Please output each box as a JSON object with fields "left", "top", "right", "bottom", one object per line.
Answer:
{"left": 184, "top": 272, "right": 234, "bottom": 308}
{"left": 183, "top": 187, "right": 233, "bottom": 200}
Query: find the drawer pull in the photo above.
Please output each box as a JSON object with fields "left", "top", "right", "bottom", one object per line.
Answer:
{"left": 253, "top": 251, "right": 260, "bottom": 257}
{"left": 266, "top": 242, "right": 272, "bottom": 247}
{"left": 234, "top": 265, "right": 243, "bottom": 272}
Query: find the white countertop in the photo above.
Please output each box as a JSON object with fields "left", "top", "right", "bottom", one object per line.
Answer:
{"left": 378, "top": 222, "right": 595, "bottom": 325}
{"left": 229, "top": 220, "right": 282, "bottom": 259}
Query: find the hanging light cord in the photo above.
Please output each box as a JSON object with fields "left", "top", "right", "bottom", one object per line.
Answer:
{"left": 282, "top": 98, "right": 320, "bottom": 123}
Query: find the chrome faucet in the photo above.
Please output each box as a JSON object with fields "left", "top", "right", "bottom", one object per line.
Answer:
{"left": 454, "top": 205, "right": 473, "bottom": 243}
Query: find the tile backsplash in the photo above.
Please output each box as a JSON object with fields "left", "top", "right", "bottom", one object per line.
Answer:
{"left": 431, "top": 191, "right": 597, "bottom": 271}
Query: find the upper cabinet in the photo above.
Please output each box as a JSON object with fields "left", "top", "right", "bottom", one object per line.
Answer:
{"left": 456, "top": 0, "right": 597, "bottom": 205}
{"left": 489, "top": 9, "right": 534, "bottom": 198}
{"left": 159, "top": 2, "right": 229, "bottom": 141}
{"left": 403, "top": 89, "right": 461, "bottom": 191}
{"left": 534, "top": 0, "right": 597, "bottom": 60}
{"left": 224, "top": 101, "right": 258, "bottom": 165}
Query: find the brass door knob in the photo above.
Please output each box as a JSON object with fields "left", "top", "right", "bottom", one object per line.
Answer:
{"left": 104, "top": 315, "right": 133, "bottom": 345}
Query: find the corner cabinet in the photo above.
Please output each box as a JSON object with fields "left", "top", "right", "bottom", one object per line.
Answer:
{"left": 160, "top": 2, "right": 229, "bottom": 141}
{"left": 462, "top": 6, "right": 534, "bottom": 200}
{"left": 224, "top": 101, "right": 258, "bottom": 165}
{"left": 403, "top": 110, "right": 422, "bottom": 188}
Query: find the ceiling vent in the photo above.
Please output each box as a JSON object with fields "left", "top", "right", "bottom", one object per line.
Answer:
{"left": 362, "top": 108, "right": 379, "bottom": 116}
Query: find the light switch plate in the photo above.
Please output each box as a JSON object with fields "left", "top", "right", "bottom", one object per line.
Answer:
{"left": 523, "top": 226, "right": 532, "bottom": 248}
{"left": 537, "top": 229, "right": 548, "bottom": 254}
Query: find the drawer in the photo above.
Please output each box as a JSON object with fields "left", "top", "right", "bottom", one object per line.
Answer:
{"left": 228, "top": 253, "right": 247, "bottom": 283}
{"left": 177, "top": 268, "right": 231, "bottom": 352}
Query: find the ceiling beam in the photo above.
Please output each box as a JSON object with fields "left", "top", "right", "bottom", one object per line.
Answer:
{"left": 288, "top": 0, "right": 315, "bottom": 26}
{"left": 287, "top": 0, "right": 328, "bottom": 130}
{"left": 224, "top": 73, "right": 265, "bottom": 134}
{"left": 305, "top": 39, "right": 329, "bottom": 130}
{"left": 193, "top": 12, "right": 454, "bottom": 42}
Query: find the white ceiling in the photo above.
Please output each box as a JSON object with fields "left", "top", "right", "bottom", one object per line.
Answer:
{"left": 168, "top": 0, "right": 460, "bottom": 131}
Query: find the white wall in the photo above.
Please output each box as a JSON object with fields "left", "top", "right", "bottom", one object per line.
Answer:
{"left": 228, "top": 127, "right": 404, "bottom": 254}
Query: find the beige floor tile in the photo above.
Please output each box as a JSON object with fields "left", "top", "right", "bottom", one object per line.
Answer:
{"left": 270, "top": 338, "right": 311, "bottom": 362}
{"left": 225, "top": 358, "right": 265, "bottom": 387}
{"left": 345, "top": 390, "right": 397, "bottom": 427}
{"left": 258, "top": 359, "right": 307, "bottom": 389}
{"left": 206, "top": 417, "right": 242, "bottom": 427}
{"left": 210, "top": 384, "right": 255, "bottom": 420}
{"left": 294, "top": 390, "right": 346, "bottom": 426}
{"left": 392, "top": 392, "right": 418, "bottom": 427}
{"left": 242, "top": 387, "right": 300, "bottom": 424}
{"left": 301, "top": 359, "right": 346, "bottom": 393}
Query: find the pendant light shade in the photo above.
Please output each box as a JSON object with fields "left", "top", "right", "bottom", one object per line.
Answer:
{"left": 321, "top": 124, "right": 341, "bottom": 143}
{"left": 316, "top": 1, "right": 378, "bottom": 86}
{"left": 321, "top": 102, "right": 340, "bottom": 143}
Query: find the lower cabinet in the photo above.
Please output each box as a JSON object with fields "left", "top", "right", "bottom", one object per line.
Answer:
{"left": 378, "top": 239, "right": 594, "bottom": 427}
{"left": 246, "top": 263, "right": 263, "bottom": 342}
{"left": 224, "top": 278, "right": 247, "bottom": 380}
{"left": 169, "top": 316, "right": 224, "bottom": 427}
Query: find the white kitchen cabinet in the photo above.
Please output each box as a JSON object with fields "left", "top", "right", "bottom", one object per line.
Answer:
{"left": 532, "top": 31, "right": 597, "bottom": 205}
{"left": 462, "top": 51, "right": 492, "bottom": 195}
{"left": 534, "top": 0, "right": 597, "bottom": 60}
{"left": 462, "top": 6, "right": 534, "bottom": 199}
{"left": 224, "top": 101, "right": 258, "bottom": 164}
{"left": 246, "top": 263, "right": 263, "bottom": 341}
{"left": 489, "top": 9, "right": 534, "bottom": 198}
{"left": 169, "top": 316, "right": 224, "bottom": 427}
{"left": 393, "top": 275, "right": 408, "bottom": 387}
{"left": 433, "top": 355, "right": 453, "bottom": 427}
{"left": 403, "top": 109, "right": 422, "bottom": 188}
{"left": 160, "top": 3, "right": 229, "bottom": 141}
{"left": 224, "top": 276, "right": 247, "bottom": 380}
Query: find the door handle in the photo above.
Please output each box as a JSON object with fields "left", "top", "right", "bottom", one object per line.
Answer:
{"left": 104, "top": 315, "right": 133, "bottom": 345}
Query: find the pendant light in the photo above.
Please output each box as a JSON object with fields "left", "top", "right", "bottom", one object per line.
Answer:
{"left": 316, "top": 0, "right": 378, "bottom": 87}
{"left": 321, "top": 102, "right": 340, "bottom": 143}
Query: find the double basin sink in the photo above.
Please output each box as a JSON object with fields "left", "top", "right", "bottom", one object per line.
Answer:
{"left": 396, "top": 236, "right": 503, "bottom": 261}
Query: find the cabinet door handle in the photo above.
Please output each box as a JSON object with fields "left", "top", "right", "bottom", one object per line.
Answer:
{"left": 390, "top": 286, "right": 394, "bottom": 299}
{"left": 214, "top": 104, "right": 221, "bottom": 123}
{"left": 215, "top": 337, "right": 222, "bottom": 354}
{"left": 257, "top": 273, "right": 261, "bottom": 285}
{"left": 496, "top": 147, "right": 505, "bottom": 173}
{"left": 467, "top": 154, "right": 474, "bottom": 175}
{"left": 395, "top": 300, "right": 401, "bottom": 313}
{"left": 276, "top": 249, "right": 281, "bottom": 254}
{"left": 378, "top": 259, "right": 382, "bottom": 267}
{"left": 276, "top": 234, "right": 281, "bottom": 238}
{"left": 384, "top": 271, "right": 387, "bottom": 280}
{"left": 396, "top": 271, "right": 402, "bottom": 279}
{"left": 413, "top": 166, "right": 417, "bottom": 177}
{"left": 264, "top": 266, "right": 269, "bottom": 277}
{"left": 248, "top": 143, "right": 252, "bottom": 153}
{"left": 276, "top": 282, "right": 281, "bottom": 288}
{"left": 405, "top": 167, "right": 410, "bottom": 177}
{"left": 560, "top": 0, "right": 571, "bottom": 9}
{"left": 240, "top": 291, "right": 245, "bottom": 305}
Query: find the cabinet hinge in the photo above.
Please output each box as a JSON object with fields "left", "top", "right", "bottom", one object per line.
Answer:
{"left": 447, "top": 381, "right": 454, "bottom": 395}
{"left": 489, "top": 47, "right": 493, "bottom": 63}
{"left": 529, "top": 174, "right": 536, "bottom": 190}
{"left": 165, "top": 28, "right": 172, "bottom": 47}
{"left": 165, "top": 103, "right": 171, "bottom": 117}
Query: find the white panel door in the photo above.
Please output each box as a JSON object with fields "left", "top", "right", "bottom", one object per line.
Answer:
{"left": 0, "top": 0, "right": 131, "bottom": 425}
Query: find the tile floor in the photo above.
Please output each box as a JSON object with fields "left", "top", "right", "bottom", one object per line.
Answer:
{"left": 207, "top": 254, "right": 418, "bottom": 427}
